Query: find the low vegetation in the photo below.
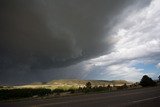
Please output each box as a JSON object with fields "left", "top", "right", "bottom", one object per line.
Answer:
{"left": 0, "top": 88, "right": 51, "bottom": 100}
{"left": 0, "top": 76, "right": 158, "bottom": 100}
{"left": 139, "top": 75, "right": 157, "bottom": 87}
{"left": 0, "top": 80, "right": 136, "bottom": 100}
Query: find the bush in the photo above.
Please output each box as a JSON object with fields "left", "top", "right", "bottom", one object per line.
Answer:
{"left": 68, "top": 89, "right": 75, "bottom": 93}
{"left": 53, "top": 88, "right": 65, "bottom": 95}
{"left": 139, "top": 75, "right": 157, "bottom": 87}
{"left": 86, "top": 82, "right": 92, "bottom": 89}
{"left": 84, "top": 82, "right": 92, "bottom": 93}
{"left": 0, "top": 88, "right": 51, "bottom": 100}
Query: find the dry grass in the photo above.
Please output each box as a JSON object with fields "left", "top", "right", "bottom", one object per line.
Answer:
{"left": 11, "top": 79, "right": 133, "bottom": 90}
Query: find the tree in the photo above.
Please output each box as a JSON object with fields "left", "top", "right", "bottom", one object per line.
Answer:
{"left": 122, "top": 83, "right": 127, "bottom": 89}
{"left": 139, "top": 75, "right": 156, "bottom": 87}
{"left": 86, "top": 82, "right": 92, "bottom": 89}
{"left": 158, "top": 75, "right": 160, "bottom": 82}
{"left": 107, "top": 84, "right": 111, "bottom": 91}
{"left": 84, "top": 82, "right": 92, "bottom": 93}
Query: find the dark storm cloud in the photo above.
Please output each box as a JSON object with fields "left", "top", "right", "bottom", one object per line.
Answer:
{"left": 0, "top": 0, "right": 151, "bottom": 84}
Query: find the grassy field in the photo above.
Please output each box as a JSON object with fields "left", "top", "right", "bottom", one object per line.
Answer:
{"left": 12, "top": 79, "right": 133, "bottom": 90}
{"left": 0, "top": 79, "right": 135, "bottom": 100}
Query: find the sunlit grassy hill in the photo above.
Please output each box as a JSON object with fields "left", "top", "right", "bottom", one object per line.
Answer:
{"left": 47, "top": 79, "right": 132, "bottom": 86}
{"left": 13, "top": 79, "right": 133, "bottom": 90}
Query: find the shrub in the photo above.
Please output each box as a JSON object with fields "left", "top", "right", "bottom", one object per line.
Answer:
{"left": 53, "top": 88, "right": 65, "bottom": 95}
{"left": 0, "top": 88, "right": 52, "bottom": 100}
{"left": 139, "top": 75, "right": 157, "bottom": 87}
{"left": 86, "top": 82, "right": 92, "bottom": 89}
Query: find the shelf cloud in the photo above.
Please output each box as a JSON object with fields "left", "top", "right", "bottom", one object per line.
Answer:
{"left": 0, "top": 0, "right": 155, "bottom": 85}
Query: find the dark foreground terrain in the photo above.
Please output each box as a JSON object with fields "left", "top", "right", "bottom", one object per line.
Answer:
{"left": 0, "top": 86, "right": 160, "bottom": 107}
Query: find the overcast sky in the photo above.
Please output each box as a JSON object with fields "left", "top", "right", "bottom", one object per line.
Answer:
{"left": 0, "top": 0, "right": 160, "bottom": 85}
